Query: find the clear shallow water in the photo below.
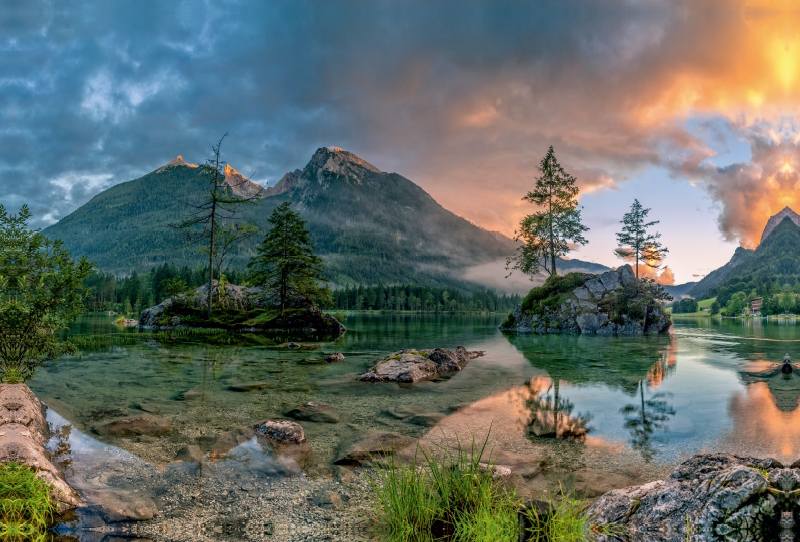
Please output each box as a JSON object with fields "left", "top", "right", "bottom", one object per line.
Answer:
{"left": 29, "top": 314, "right": 800, "bottom": 472}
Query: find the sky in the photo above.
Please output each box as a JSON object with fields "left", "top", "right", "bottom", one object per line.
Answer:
{"left": 6, "top": 0, "right": 800, "bottom": 285}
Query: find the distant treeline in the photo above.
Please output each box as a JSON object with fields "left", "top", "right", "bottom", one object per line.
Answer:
{"left": 83, "top": 264, "right": 247, "bottom": 315}
{"left": 671, "top": 298, "right": 699, "bottom": 314}
{"left": 83, "top": 264, "right": 521, "bottom": 315}
{"left": 707, "top": 275, "right": 800, "bottom": 316}
{"left": 331, "top": 284, "right": 521, "bottom": 313}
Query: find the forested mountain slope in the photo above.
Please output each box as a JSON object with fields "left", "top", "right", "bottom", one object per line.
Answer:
{"left": 43, "top": 147, "right": 521, "bottom": 288}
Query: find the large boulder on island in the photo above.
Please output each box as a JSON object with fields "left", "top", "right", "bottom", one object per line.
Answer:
{"left": 138, "top": 280, "right": 345, "bottom": 336}
{"left": 587, "top": 453, "right": 800, "bottom": 541}
{"left": 358, "top": 346, "right": 486, "bottom": 384}
{"left": 500, "top": 264, "right": 671, "bottom": 335}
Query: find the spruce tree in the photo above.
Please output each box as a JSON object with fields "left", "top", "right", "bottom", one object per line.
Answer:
{"left": 247, "top": 202, "right": 329, "bottom": 316}
{"left": 615, "top": 199, "right": 668, "bottom": 279}
{"left": 506, "top": 146, "right": 589, "bottom": 278}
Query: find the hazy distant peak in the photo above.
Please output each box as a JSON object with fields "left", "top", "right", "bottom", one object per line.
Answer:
{"left": 760, "top": 206, "right": 800, "bottom": 244}
{"left": 311, "top": 147, "right": 381, "bottom": 175}
{"left": 263, "top": 169, "right": 302, "bottom": 197}
{"left": 156, "top": 155, "right": 198, "bottom": 172}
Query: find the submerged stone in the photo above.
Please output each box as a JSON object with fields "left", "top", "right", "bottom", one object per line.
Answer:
{"left": 334, "top": 430, "right": 417, "bottom": 465}
{"left": 286, "top": 401, "right": 341, "bottom": 423}
{"left": 93, "top": 413, "right": 172, "bottom": 437}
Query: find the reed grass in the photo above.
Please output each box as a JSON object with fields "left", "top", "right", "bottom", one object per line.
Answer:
{"left": 0, "top": 462, "right": 56, "bottom": 542}
{"left": 368, "top": 435, "right": 518, "bottom": 541}
{"left": 66, "top": 333, "right": 139, "bottom": 352}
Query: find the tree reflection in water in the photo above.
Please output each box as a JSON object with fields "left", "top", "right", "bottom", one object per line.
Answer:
{"left": 620, "top": 379, "right": 675, "bottom": 462}
{"left": 525, "top": 377, "right": 592, "bottom": 441}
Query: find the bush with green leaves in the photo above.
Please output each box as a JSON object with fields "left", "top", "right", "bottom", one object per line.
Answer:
{"left": 0, "top": 206, "right": 92, "bottom": 383}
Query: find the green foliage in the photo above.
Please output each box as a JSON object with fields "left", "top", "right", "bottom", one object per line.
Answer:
{"left": 248, "top": 202, "right": 330, "bottom": 315}
{"left": 520, "top": 273, "right": 590, "bottom": 315}
{"left": 597, "top": 278, "right": 671, "bottom": 326}
{"left": 369, "top": 436, "right": 518, "bottom": 542}
{"left": 333, "top": 284, "right": 519, "bottom": 313}
{"left": 82, "top": 263, "right": 247, "bottom": 314}
{"left": 66, "top": 333, "right": 140, "bottom": 352}
{"left": 710, "top": 299, "right": 721, "bottom": 315}
{"left": 672, "top": 297, "right": 698, "bottom": 314}
{"left": 0, "top": 206, "right": 93, "bottom": 382}
{"left": 523, "top": 489, "right": 619, "bottom": 542}
{"left": 614, "top": 199, "right": 668, "bottom": 279}
{"left": 507, "top": 146, "right": 589, "bottom": 278}
{"left": 705, "top": 218, "right": 800, "bottom": 313}
{"left": 0, "top": 462, "right": 56, "bottom": 541}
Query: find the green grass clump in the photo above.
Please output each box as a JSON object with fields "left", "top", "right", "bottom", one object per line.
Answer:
{"left": 520, "top": 273, "right": 590, "bottom": 315}
{"left": 66, "top": 333, "right": 140, "bottom": 352}
{"left": 369, "top": 436, "right": 518, "bottom": 541}
{"left": 0, "top": 462, "right": 56, "bottom": 541}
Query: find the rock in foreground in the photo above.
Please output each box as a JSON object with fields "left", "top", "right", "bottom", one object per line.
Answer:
{"left": 358, "top": 346, "right": 486, "bottom": 384}
{"left": 3, "top": 385, "right": 82, "bottom": 510}
{"left": 588, "top": 453, "right": 798, "bottom": 541}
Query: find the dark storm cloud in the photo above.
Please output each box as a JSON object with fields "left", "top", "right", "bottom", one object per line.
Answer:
{"left": 2, "top": 0, "right": 792, "bottom": 243}
{"left": 0, "top": 0, "right": 684, "bottom": 227}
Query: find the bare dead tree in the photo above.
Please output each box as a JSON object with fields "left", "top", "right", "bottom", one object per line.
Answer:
{"left": 170, "top": 133, "right": 262, "bottom": 317}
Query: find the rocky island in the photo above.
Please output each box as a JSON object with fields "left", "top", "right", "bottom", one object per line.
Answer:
{"left": 139, "top": 281, "right": 345, "bottom": 336}
{"left": 500, "top": 264, "right": 671, "bottom": 335}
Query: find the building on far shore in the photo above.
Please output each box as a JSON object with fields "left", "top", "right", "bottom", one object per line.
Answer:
{"left": 751, "top": 297, "right": 763, "bottom": 315}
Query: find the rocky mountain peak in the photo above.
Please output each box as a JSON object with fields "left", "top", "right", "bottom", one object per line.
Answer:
{"left": 223, "top": 163, "right": 262, "bottom": 198}
{"left": 308, "top": 147, "right": 381, "bottom": 177}
{"left": 156, "top": 155, "right": 198, "bottom": 172}
{"left": 760, "top": 206, "right": 800, "bottom": 244}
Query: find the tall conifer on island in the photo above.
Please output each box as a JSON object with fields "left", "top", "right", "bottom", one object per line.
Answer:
{"left": 171, "top": 134, "right": 262, "bottom": 318}
{"left": 506, "top": 146, "right": 589, "bottom": 278}
{"left": 0, "top": 206, "right": 92, "bottom": 383}
{"left": 614, "top": 199, "right": 668, "bottom": 279}
{"left": 247, "top": 202, "right": 329, "bottom": 317}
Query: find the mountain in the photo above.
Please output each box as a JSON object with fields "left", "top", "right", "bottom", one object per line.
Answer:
{"left": 42, "top": 148, "right": 527, "bottom": 288}
{"left": 687, "top": 246, "right": 754, "bottom": 299}
{"left": 695, "top": 216, "right": 800, "bottom": 300}
{"left": 686, "top": 206, "right": 800, "bottom": 299}
{"left": 760, "top": 206, "right": 800, "bottom": 244}
{"left": 662, "top": 282, "right": 697, "bottom": 300}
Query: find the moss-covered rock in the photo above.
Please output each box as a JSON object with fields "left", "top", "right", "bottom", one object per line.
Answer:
{"left": 139, "top": 280, "right": 345, "bottom": 337}
{"left": 500, "top": 265, "right": 671, "bottom": 335}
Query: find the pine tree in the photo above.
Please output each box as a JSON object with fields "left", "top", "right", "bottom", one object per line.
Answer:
{"left": 507, "top": 146, "right": 589, "bottom": 278}
{"left": 247, "top": 202, "right": 329, "bottom": 316}
{"left": 614, "top": 199, "right": 668, "bottom": 279}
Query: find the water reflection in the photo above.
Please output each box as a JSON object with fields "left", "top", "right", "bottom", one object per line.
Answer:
{"left": 524, "top": 377, "right": 592, "bottom": 441}
{"left": 620, "top": 381, "right": 676, "bottom": 462}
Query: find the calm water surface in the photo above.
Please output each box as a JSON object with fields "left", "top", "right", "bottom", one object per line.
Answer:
{"left": 29, "top": 314, "right": 800, "bottom": 468}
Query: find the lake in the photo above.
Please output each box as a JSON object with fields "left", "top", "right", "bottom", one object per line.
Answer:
{"left": 27, "top": 314, "right": 800, "bottom": 538}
